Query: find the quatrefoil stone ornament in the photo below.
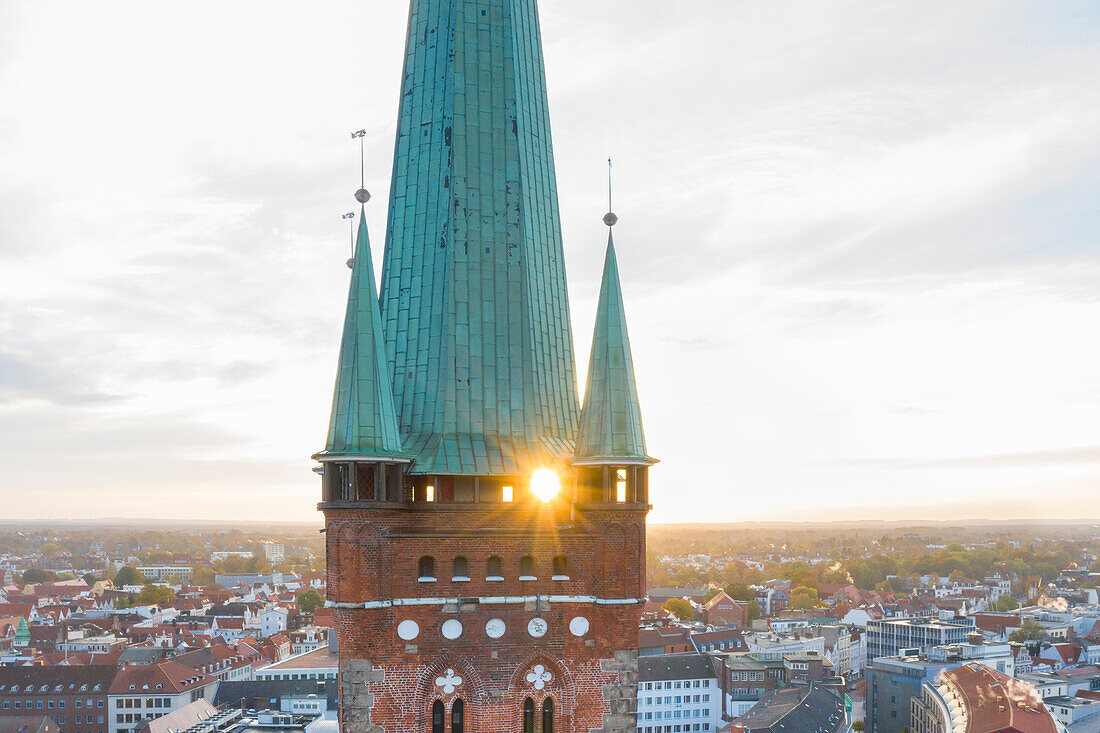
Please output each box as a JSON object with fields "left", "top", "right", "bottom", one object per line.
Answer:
{"left": 435, "top": 668, "right": 463, "bottom": 695}
{"left": 526, "top": 664, "right": 552, "bottom": 691}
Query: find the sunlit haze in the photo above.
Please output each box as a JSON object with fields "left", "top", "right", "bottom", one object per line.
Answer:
{"left": 2, "top": 2, "right": 1099, "bottom": 523}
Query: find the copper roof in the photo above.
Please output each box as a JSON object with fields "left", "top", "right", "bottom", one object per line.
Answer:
{"left": 940, "top": 663, "right": 1057, "bottom": 733}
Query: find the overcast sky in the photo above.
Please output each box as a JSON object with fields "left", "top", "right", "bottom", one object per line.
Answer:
{"left": 2, "top": 1, "right": 1099, "bottom": 523}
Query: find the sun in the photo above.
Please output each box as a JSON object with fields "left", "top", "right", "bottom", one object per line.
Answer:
{"left": 530, "top": 468, "right": 561, "bottom": 503}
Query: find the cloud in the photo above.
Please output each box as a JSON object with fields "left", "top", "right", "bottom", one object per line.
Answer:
{"left": 1, "top": 0, "right": 1099, "bottom": 521}
{"left": 0, "top": 352, "right": 121, "bottom": 406}
{"left": 821, "top": 446, "right": 1100, "bottom": 470}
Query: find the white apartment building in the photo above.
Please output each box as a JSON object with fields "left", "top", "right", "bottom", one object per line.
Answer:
{"left": 636, "top": 654, "right": 722, "bottom": 733}
{"left": 262, "top": 542, "right": 285, "bottom": 563}
{"left": 107, "top": 661, "right": 217, "bottom": 733}
{"left": 135, "top": 566, "right": 193, "bottom": 584}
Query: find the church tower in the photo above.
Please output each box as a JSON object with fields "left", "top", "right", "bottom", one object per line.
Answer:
{"left": 317, "top": 2, "right": 654, "bottom": 731}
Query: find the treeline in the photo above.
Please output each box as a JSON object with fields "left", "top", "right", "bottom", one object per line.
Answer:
{"left": 649, "top": 535, "right": 1096, "bottom": 593}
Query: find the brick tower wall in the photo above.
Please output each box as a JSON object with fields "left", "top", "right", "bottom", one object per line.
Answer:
{"left": 325, "top": 505, "right": 646, "bottom": 733}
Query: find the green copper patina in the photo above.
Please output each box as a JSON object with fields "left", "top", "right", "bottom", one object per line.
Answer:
{"left": 324, "top": 208, "right": 406, "bottom": 458}
{"left": 575, "top": 232, "right": 654, "bottom": 464}
{"left": 378, "top": 0, "right": 579, "bottom": 475}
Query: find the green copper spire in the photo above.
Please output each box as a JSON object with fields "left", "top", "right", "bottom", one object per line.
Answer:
{"left": 379, "top": 0, "right": 579, "bottom": 475}
{"left": 324, "top": 208, "right": 406, "bottom": 458}
{"left": 575, "top": 231, "right": 654, "bottom": 464}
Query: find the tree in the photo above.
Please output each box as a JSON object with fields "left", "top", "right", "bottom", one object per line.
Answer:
{"left": 663, "top": 598, "right": 694, "bottom": 621}
{"left": 297, "top": 589, "right": 325, "bottom": 614}
{"left": 113, "top": 566, "right": 145, "bottom": 586}
{"left": 37, "top": 542, "right": 67, "bottom": 556}
{"left": 20, "top": 569, "right": 56, "bottom": 584}
{"left": 790, "top": 586, "right": 820, "bottom": 610}
{"left": 853, "top": 721, "right": 865, "bottom": 732}
{"left": 992, "top": 594, "right": 1019, "bottom": 612}
{"left": 136, "top": 584, "right": 175, "bottom": 606}
{"left": 1009, "top": 621, "right": 1045, "bottom": 644}
{"left": 81, "top": 573, "right": 99, "bottom": 586}
{"left": 746, "top": 599, "right": 762, "bottom": 621}
{"left": 724, "top": 583, "right": 754, "bottom": 602}
{"left": 193, "top": 567, "right": 216, "bottom": 587}
{"left": 704, "top": 588, "right": 722, "bottom": 603}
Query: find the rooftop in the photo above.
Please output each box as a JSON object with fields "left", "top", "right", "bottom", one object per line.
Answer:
{"left": 260, "top": 646, "right": 337, "bottom": 671}
{"left": 734, "top": 683, "right": 844, "bottom": 733}
{"left": 639, "top": 654, "right": 717, "bottom": 683}
{"left": 940, "top": 662, "right": 1057, "bottom": 733}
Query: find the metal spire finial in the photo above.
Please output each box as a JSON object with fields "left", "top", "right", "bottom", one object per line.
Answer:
{"left": 351, "top": 130, "right": 370, "bottom": 203}
{"left": 342, "top": 212, "right": 356, "bottom": 269}
{"left": 603, "top": 157, "right": 618, "bottom": 227}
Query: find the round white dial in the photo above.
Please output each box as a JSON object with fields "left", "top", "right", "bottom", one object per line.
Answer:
{"left": 485, "top": 618, "right": 506, "bottom": 639}
{"left": 527, "top": 617, "right": 548, "bottom": 638}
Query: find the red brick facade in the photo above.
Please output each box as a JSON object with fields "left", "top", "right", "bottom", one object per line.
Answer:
{"left": 324, "top": 501, "right": 647, "bottom": 733}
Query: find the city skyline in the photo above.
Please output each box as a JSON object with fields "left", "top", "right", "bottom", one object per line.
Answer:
{"left": 2, "top": 0, "right": 1100, "bottom": 523}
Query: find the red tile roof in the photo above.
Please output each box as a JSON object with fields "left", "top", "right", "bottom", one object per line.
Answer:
{"left": 109, "top": 660, "right": 213, "bottom": 695}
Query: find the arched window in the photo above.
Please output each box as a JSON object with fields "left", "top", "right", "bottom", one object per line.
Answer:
{"left": 431, "top": 700, "right": 444, "bottom": 733}
{"left": 522, "top": 698, "right": 535, "bottom": 733}
{"left": 451, "top": 698, "right": 464, "bottom": 733}
{"left": 519, "top": 555, "right": 535, "bottom": 579}
{"left": 552, "top": 555, "right": 567, "bottom": 577}
{"left": 418, "top": 556, "right": 435, "bottom": 580}
{"left": 453, "top": 556, "right": 469, "bottom": 579}
{"left": 542, "top": 698, "right": 554, "bottom": 733}
{"left": 486, "top": 556, "right": 503, "bottom": 579}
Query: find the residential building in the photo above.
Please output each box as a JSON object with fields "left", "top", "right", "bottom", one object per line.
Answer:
{"left": 911, "top": 663, "right": 1057, "bottom": 733}
{"left": 60, "top": 634, "right": 127, "bottom": 656}
{"left": 636, "top": 655, "right": 721, "bottom": 733}
{"left": 1045, "top": 696, "right": 1100, "bottom": 731}
{"left": 261, "top": 544, "right": 284, "bottom": 565}
{"left": 288, "top": 627, "right": 328, "bottom": 656}
{"left": 1017, "top": 673, "right": 1070, "bottom": 700}
{"left": 171, "top": 645, "right": 255, "bottom": 683}
{"left": 867, "top": 655, "right": 955, "bottom": 733}
{"left": 731, "top": 683, "right": 845, "bottom": 733}
{"left": 714, "top": 653, "right": 785, "bottom": 718}
{"left": 865, "top": 616, "right": 975, "bottom": 663}
{"left": 702, "top": 591, "right": 748, "bottom": 628}
{"left": 134, "top": 568, "right": 192, "bottom": 585}
{"left": 690, "top": 629, "right": 746, "bottom": 654}
{"left": 0, "top": 666, "right": 116, "bottom": 733}
{"left": 259, "top": 608, "right": 288, "bottom": 639}
{"left": 107, "top": 661, "right": 217, "bottom": 733}
{"left": 213, "top": 573, "right": 283, "bottom": 589}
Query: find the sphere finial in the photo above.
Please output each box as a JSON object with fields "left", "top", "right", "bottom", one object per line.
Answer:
{"left": 355, "top": 188, "right": 371, "bottom": 204}
{"left": 346, "top": 257, "right": 355, "bottom": 270}
{"left": 603, "top": 212, "right": 618, "bottom": 227}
